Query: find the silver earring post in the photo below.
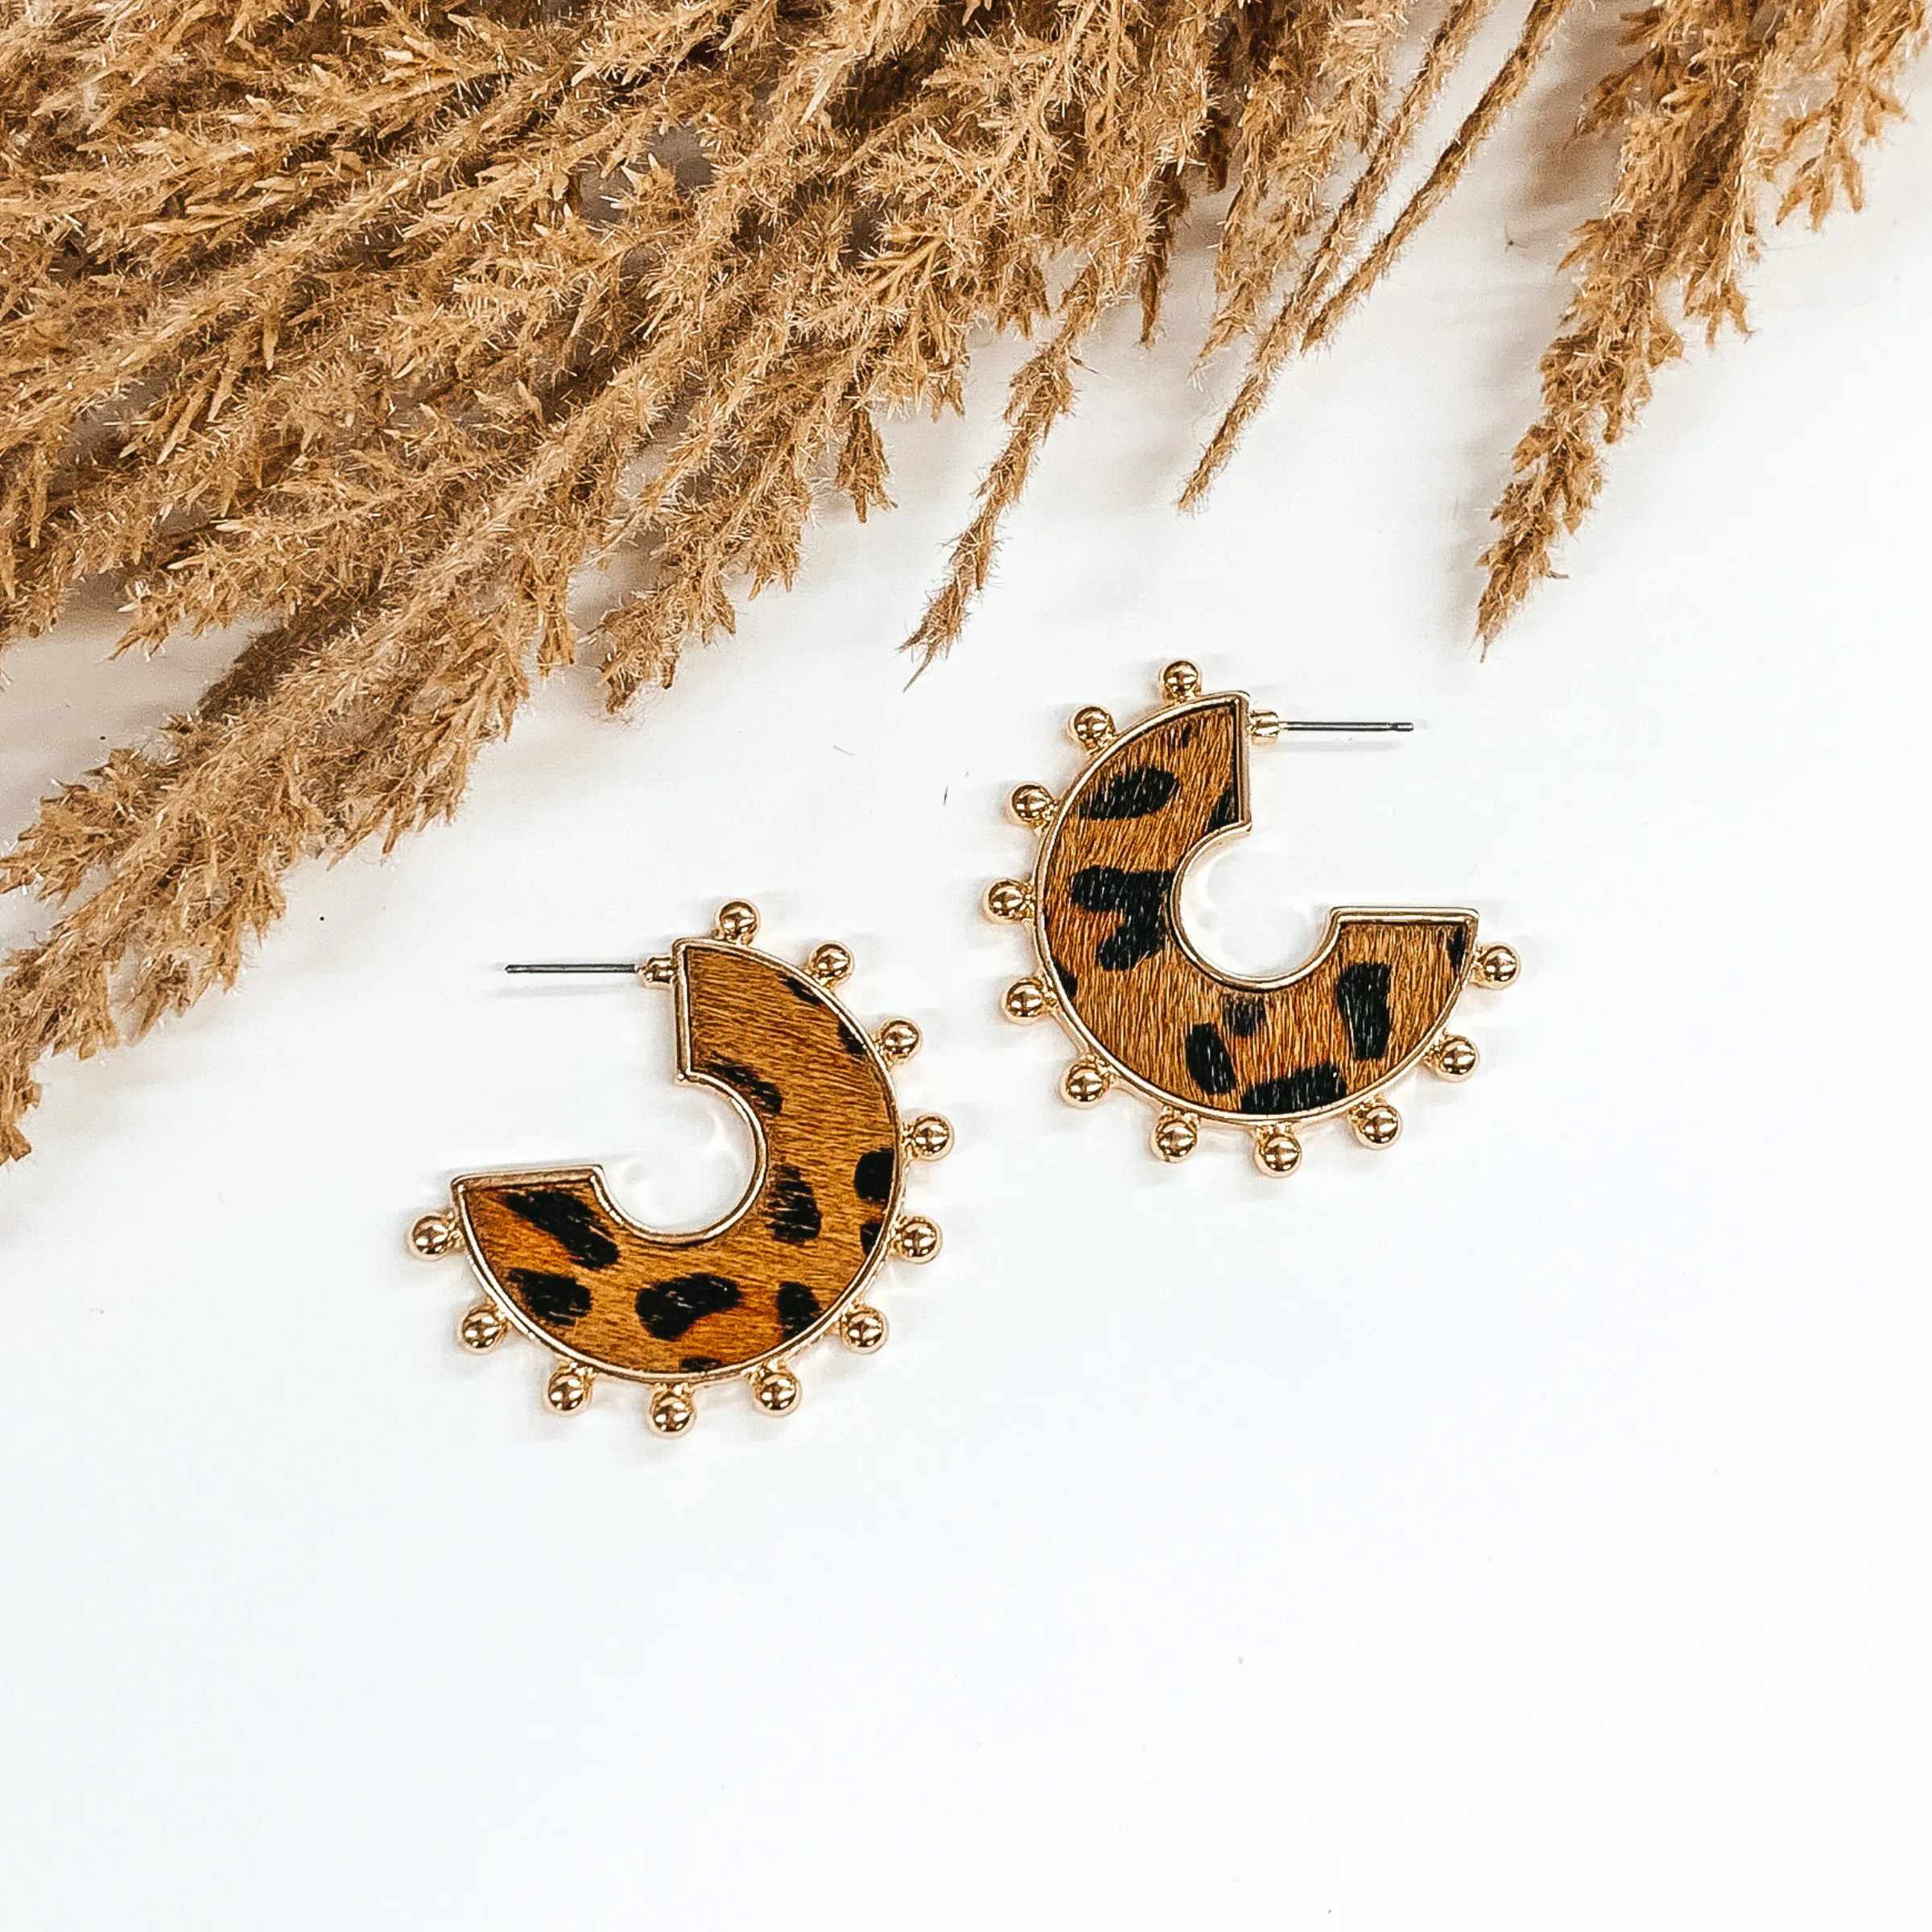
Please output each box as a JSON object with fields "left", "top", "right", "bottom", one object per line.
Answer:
{"left": 504, "top": 962, "right": 638, "bottom": 974}
{"left": 504, "top": 956, "right": 675, "bottom": 982}
{"left": 1249, "top": 712, "right": 1414, "bottom": 739}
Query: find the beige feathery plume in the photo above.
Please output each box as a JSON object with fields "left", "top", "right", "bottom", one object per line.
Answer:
{"left": 0, "top": 0, "right": 1922, "bottom": 1159}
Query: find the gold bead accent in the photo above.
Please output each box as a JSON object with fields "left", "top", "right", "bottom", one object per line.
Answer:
{"left": 409, "top": 1211, "right": 460, "bottom": 1259}
{"left": 1008, "top": 783, "right": 1056, "bottom": 829}
{"left": 1001, "top": 976, "right": 1051, "bottom": 1022}
{"left": 1350, "top": 1100, "right": 1402, "bottom": 1149}
{"left": 1061, "top": 1059, "right": 1110, "bottom": 1107}
{"left": 983, "top": 878, "right": 1034, "bottom": 923}
{"left": 891, "top": 1215, "right": 941, "bottom": 1262}
{"left": 457, "top": 1302, "right": 508, "bottom": 1351}
{"left": 840, "top": 1305, "right": 888, "bottom": 1353}
{"left": 641, "top": 954, "right": 675, "bottom": 985}
{"left": 749, "top": 1364, "right": 801, "bottom": 1415}
{"left": 714, "top": 900, "right": 759, "bottom": 944}
{"left": 807, "top": 941, "right": 853, "bottom": 985}
{"left": 906, "top": 1113, "right": 954, "bottom": 1160}
{"left": 876, "top": 1018, "right": 922, "bottom": 1063}
{"left": 1253, "top": 1125, "right": 1302, "bottom": 1175}
{"left": 1160, "top": 660, "right": 1202, "bottom": 702}
{"left": 1428, "top": 1034, "right": 1479, "bottom": 1080}
{"left": 1069, "top": 705, "right": 1116, "bottom": 753}
{"left": 1475, "top": 943, "right": 1520, "bottom": 989}
{"left": 1150, "top": 1110, "right": 1199, "bottom": 1162}
{"left": 647, "top": 1385, "right": 696, "bottom": 1436}
{"left": 545, "top": 1362, "right": 593, "bottom": 1414}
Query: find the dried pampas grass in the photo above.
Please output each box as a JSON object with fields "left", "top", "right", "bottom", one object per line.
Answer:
{"left": 0, "top": 0, "right": 1923, "bottom": 1160}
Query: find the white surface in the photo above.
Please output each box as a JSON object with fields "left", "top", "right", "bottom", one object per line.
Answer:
{"left": 3, "top": 56, "right": 1930, "bottom": 1932}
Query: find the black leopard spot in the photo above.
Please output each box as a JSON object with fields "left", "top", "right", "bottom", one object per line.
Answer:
{"left": 680, "top": 1355, "right": 721, "bottom": 1373}
{"left": 836, "top": 1019, "right": 869, "bottom": 1059}
{"left": 1335, "top": 961, "right": 1393, "bottom": 1059}
{"left": 1206, "top": 781, "right": 1241, "bottom": 832}
{"left": 767, "top": 1165, "right": 822, "bottom": 1245}
{"left": 858, "top": 1217, "right": 883, "bottom": 1256}
{"left": 704, "top": 1057, "right": 783, "bottom": 1117}
{"left": 500, "top": 1189, "right": 620, "bottom": 1269}
{"left": 635, "top": 1273, "right": 741, "bottom": 1340}
{"left": 1224, "top": 996, "right": 1265, "bottom": 1038}
{"left": 1080, "top": 764, "right": 1179, "bottom": 821}
{"left": 1243, "top": 1064, "right": 1348, "bottom": 1115}
{"left": 1051, "top": 956, "right": 1080, "bottom": 1001}
{"left": 1185, "top": 1023, "right": 1238, "bottom": 1096}
{"left": 1447, "top": 925, "right": 1469, "bottom": 975}
{"left": 776, "top": 1282, "right": 820, "bottom": 1337}
{"left": 506, "top": 1268, "right": 591, "bottom": 1327}
{"left": 781, "top": 973, "right": 820, "bottom": 1007}
{"left": 854, "top": 1147, "right": 895, "bottom": 1205}
{"left": 1069, "top": 866, "right": 1172, "bottom": 971}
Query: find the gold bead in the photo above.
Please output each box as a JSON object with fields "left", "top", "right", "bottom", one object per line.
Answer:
{"left": 1160, "top": 660, "right": 1202, "bottom": 702}
{"left": 906, "top": 1113, "right": 954, "bottom": 1160}
{"left": 1008, "top": 783, "right": 1056, "bottom": 829}
{"left": 1253, "top": 1125, "right": 1302, "bottom": 1175}
{"left": 647, "top": 1385, "right": 696, "bottom": 1436}
{"left": 457, "top": 1302, "right": 507, "bottom": 1352}
{"left": 840, "top": 1305, "right": 889, "bottom": 1352}
{"left": 807, "top": 941, "right": 853, "bottom": 985}
{"left": 1428, "top": 1034, "right": 1480, "bottom": 1080}
{"left": 1475, "top": 942, "right": 1520, "bottom": 989}
{"left": 983, "top": 878, "right": 1034, "bottom": 923}
{"left": 1069, "top": 705, "right": 1116, "bottom": 753}
{"left": 1350, "top": 1100, "right": 1402, "bottom": 1149}
{"left": 409, "top": 1211, "right": 460, "bottom": 1259}
{"left": 640, "top": 954, "right": 675, "bottom": 985}
{"left": 545, "top": 1362, "right": 593, "bottom": 1414}
{"left": 714, "top": 900, "right": 759, "bottom": 944}
{"left": 876, "top": 1018, "right": 922, "bottom": 1063}
{"left": 1001, "top": 976, "right": 1051, "bottom": 1022}
{"left": 1061, "top": 1059, "right": 1110, "bottom": 1107}
{"left": 1150, "top": 1110, "right": 1199, "bottom": 1162}
{"left": 749, "top": 1363, "right": 801, "bottom": 1415}
{"left": 891, "top": 1215, "right": 941, "bottom": 1262}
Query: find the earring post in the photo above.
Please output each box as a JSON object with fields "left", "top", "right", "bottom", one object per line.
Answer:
{"left": 1251, "top": 710, "right": 1414, "bottom": 737}
{"left": 504, "top": 962, "right": 641, "bottom": 974}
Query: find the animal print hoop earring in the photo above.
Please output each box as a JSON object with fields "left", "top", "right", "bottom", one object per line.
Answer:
{"left": 408, "top": 902, "right": 948, "bottom": 1435}
{"left": 986, "top": 663, "right": 1519, "bottom": 1173}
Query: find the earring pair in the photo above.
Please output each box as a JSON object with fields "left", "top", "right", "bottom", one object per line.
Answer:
{"left": 409, "top": 663, "right": 1518, "bottom": 1435}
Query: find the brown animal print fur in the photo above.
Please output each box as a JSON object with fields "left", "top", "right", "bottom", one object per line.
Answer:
{"left": 1037, "top": 695, "right": 1475, "bottom": 1121}
{"left": 454, "top": 940, "right": 901, "bottom": 1379}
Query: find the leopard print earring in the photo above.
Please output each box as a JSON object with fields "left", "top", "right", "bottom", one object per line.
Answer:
{"left": 985, "top": 663, "right": 1520, "bottom": 1174}
{"left": 408, "top": 902, "right": 949, "bottom": 1436}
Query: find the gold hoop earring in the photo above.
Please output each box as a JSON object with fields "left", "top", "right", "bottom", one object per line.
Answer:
{"left": 986, "top": 663, "right": 1518, "bottom": 1172}
{"left": 410, "top": 902, "right": 948, "bottom": 1435}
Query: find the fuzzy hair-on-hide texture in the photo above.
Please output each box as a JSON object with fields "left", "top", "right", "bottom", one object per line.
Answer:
{"left": 0, "top": 0, "right": 1922, "bottom": 1159}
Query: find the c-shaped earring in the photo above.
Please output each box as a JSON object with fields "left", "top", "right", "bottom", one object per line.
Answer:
{"left": 409, "top": 902, "right": 949, "bottom": 1435}
{"left": 986, "top": 662, "right": 1519, "bottom": 1171}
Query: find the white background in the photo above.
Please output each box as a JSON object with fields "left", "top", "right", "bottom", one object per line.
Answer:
{"left": 4, "top": 29, "right": 1930, "bottom": 1930}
